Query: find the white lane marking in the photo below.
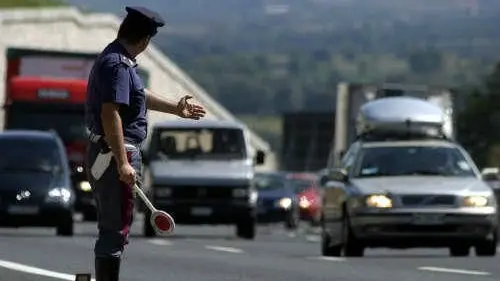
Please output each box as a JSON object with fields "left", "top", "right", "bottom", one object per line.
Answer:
{"left": 305, "top": 235, "right": 320, "bottom": 242}
{"left": 306, "top": 256, "right": 346, "bottom": 262}
{"left": 0, "top": 259, "right": 95, "bottom": 281}
{"left": 205, "top": 245, "right": 244, "bottom": 253}
{"left": 418, "top": 266, "right": 491, "bottom": 276}
{"left": 148, "top": 238, "right": 172, "bottom": 246}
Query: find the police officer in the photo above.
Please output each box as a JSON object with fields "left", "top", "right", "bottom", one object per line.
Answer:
{"left": 85, "top": 6, "right": 206, "bottom": 281}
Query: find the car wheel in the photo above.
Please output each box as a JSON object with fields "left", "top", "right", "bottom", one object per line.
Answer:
{"left": 56, "top": 212, "right": 74, "bottom": 237}
{"left": 143, "top": 210, "right": 156, "bottom": 237}
{"left": 284, "top": 208, "right": 299, "bottom": 230}
{"left": 342, "top": 215, "right": 364, "bottom": 257}
{"left": 321, "top": 228, "right": 342, "bottom": 256}
{"left": 449, "top": 245, "right": 470, "bottom": 257}
{"left": 310, "top": 211, "right": 322, "bottom": 227}
{"left": 474, "top": 233, "right": 497, "bottom": 257}
{"left": 236, "top": 214, "right": 257, "bottom": 240}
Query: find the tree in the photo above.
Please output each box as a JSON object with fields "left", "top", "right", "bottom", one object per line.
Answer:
{"left": 0, "top": 0, "right": 66, "bottom": 8}
{"left": 456, "top": 62, "right": 500, "bottom": 167}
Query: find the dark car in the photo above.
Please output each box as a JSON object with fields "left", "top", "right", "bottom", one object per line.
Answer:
{"left": 286, "top": 172, "right": 322, "bottom": 226}
{"left": 0, "top": 130, "right": 75, "bottom": 236}
{"left": 254, "top": 172, "right": 299, "bottom": 229}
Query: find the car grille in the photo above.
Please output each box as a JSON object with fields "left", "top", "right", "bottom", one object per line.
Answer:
{"left": 0, "top": 190, "right": 45, "bottom": 205}
{"left": 258, "top": 198, "right": 276, "bottom": 208}
{"left": 399, "top": 195, "right": 456, "bottom": 207}
{"left": 158, "top": 185, "right": 243, "bottom": 199}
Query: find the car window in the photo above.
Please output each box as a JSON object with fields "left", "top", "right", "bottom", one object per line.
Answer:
{"left": 341, "top": 142, "right": 360, "bottom": 172}
{"left": 0, "top": 137, "right": 62, "bottom": 173}
{"left": 353, "top": 145, "right": 477, "bottom": 178}
{"left": 254, "top": 173, "right": 286, "bottom": 190}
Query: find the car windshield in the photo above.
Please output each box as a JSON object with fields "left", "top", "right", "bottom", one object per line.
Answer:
{"left": 253, "top": 173, "right": 287, "bottom": 190}
{"left": 353, "top": 145, "right": 477, "bottom": 178}
{"left": 0, "top": 137, "right": 62, "bottom": 173}
{"left": 6, "top": 108, "right": 86, "bottom": 143}
{"left": 152, "top": 128, "right": 246, "bottom": 160}
{"left": 288, "top": 178, "right": 315, "bottom": 193}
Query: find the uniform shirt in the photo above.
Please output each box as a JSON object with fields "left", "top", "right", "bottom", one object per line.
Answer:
{"left": 85, "top": 40, "right": 147, "bottom": 145}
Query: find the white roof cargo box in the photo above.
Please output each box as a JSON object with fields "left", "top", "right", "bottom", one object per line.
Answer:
{"left": 356, "top": 97, "right": 453, "bottom": 140}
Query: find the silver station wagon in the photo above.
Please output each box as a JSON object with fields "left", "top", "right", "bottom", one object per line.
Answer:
{"left": 320, "top": 97, "right": 498, "bottom": 257}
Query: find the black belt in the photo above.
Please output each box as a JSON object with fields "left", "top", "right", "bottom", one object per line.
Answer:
{"left": 88, "top": 132, "right": 111, "bottom": 153}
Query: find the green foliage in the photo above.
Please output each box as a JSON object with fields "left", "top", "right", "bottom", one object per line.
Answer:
{"left": 176, "top": 49, "right": 491, "bottom": 115}
{"left": 0, "top": 0, "right": 66, "bottom": 8}
{"left": 154, "top": 3, "right": 499, "bottom": 116}
{"left": 457, "top": 62, "right": 500, "bottom": 167}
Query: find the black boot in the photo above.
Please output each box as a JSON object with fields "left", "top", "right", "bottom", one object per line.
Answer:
{"left": 95, "top": 257, "right": 121, "bottom": 281}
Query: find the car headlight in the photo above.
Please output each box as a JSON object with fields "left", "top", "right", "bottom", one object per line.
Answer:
{"left": 278, "top": 197, "right": 292, "bottom": 209}
{"left": 232, "top": 188, "right": 248, "bottom": 197}
{"left": 47, "top": 187, "right": 72, "bottom": 203}
{"left": 299, "top": 196, "right": 311, "bottom": 209}
{"left": 79, "top": 181, "right": 92, "bottom": 192}
{"left": 463, "top": 196, "right": 489, "bottom": 207}
{"left": 365, "top": 194, "right": 393, "bottom": 208}
{"left": 249, "top": 189, "right": 258, "bottom": 205}
{"left": 155, "top": 188, "right": 172, "bottom": 197}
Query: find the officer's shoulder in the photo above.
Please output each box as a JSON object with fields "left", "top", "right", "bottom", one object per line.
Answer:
{"left": 100, "top": 53, "right": 134, "bottom": 69}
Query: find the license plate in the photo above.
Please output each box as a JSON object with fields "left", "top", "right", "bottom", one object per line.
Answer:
{"left": 7, "top": 205, "right": 39, "bottom": 215}
{"left": 412, "top": 214, "right": 443, "bottom": 225}
{"left": 191, "top": 207, "right": 212, "bottom": 216}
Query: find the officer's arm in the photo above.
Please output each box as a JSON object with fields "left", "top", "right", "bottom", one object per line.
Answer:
{"left": 101, "top": 104, "right": 128, "bottom": 166}
{"left": 100, "top": 62, "right": 130, "bottom": 166}
{"left": 144, "top": 89, "right": 181, "bottom": 115}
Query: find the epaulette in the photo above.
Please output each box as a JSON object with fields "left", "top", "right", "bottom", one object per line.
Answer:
{"left": 119, "top": 54, "right": 137, "bottom": 68}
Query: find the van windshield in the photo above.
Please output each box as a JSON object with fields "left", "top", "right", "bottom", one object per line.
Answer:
{"left": 152, "top": 128, "right": 247, "bottom": 160}
{"left": 353, "top": 145, "right": 477, "bottom": 178}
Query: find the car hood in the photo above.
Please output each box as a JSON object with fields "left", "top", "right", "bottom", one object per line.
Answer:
{"left": 350, "top": 176, "right": 493, "bottom": 195}
{"left": 258, "top": 188, "right": 293, "bottom": 199}
{"left": 0, "top": 171, "right": 55, "bottom": 194}
{"left": 149, "top": 160, "right": 253, "bottom": 186}
{"left": 299, "top": 188, "right": 320, "bottom": 200}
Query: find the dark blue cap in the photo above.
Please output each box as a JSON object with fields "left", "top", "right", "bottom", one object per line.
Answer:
{"left": 125, "top": 6, "right": 165, "bottom": 36}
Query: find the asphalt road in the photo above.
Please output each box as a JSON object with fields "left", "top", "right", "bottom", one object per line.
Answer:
{"left": 0, "top": 215, "right": 499, "bottom": 281}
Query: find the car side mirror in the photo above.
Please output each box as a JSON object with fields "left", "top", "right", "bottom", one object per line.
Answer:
{"left": 481, "top": 167, "right": 499, "bottom": 181}
{"left": 319, "top": 168, "right": 349, "bottom": 185}
{"left": 255, "top": 150, "right": 265, "bottom": 165}
{"left": 319, "top": 174, "right": 329, "bottom": 186}
{"left": 331, "top": 168, "right": 349, "bottom": 182}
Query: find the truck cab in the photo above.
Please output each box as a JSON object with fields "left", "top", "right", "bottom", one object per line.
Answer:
{"left": 141, "top": 119, "right": 265, "bottom": 239}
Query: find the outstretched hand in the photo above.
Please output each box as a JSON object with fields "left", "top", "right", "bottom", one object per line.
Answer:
{"left": 176, "top": 95, "right": 206, "bottom": 120}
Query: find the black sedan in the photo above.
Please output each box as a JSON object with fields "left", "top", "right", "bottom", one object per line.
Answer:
{"left": 0, "top": 130, "right": 75, "bottom": 236}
